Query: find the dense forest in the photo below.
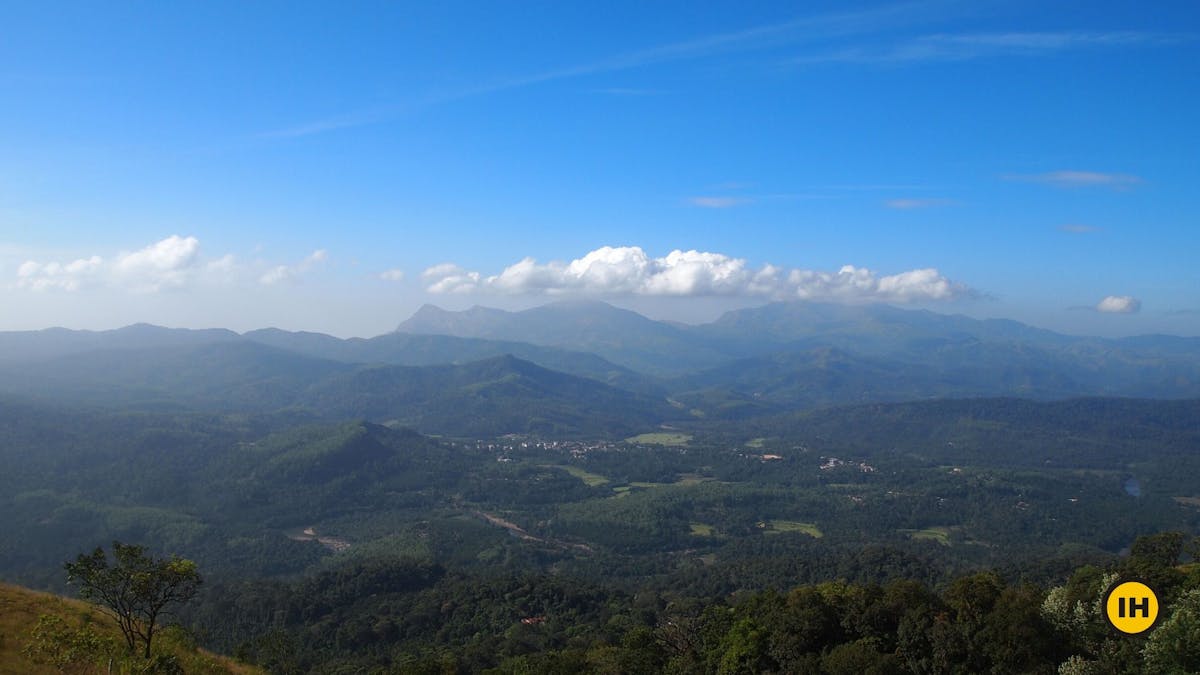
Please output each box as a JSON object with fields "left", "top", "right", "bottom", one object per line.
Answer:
{"left": 3, "top": 389, "right": 1200, "bottom": 672}
{"left": 185, "top": 533, "right": 1200, "bottom": 673}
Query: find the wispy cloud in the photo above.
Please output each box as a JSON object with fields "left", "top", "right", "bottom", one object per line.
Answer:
{"left": 688, "top": 196, "right": 753, "bottom": 209}
{"left": 586, "top": 87, "right": 665, "bottom": 96}
{"left": 1005, "top": 170, "right": 1143, "bottom": 190}
{"left": 259, "top": 2, "right": 956, "bottom": 139}
{"left": 422, "top": 245, "right": 973, "bottom": 303}
{"left": 259, "top": 249, "right": 328, "bottom": 286}
{"left": 1059, "top": 224, "right": 1100, "bottom": 234}
{"left": 379, "top": 268, "right": 405, "bottom": 282}
{"left": 796, "top": 30, "right": 1183, "bottom": 65}
{"left": 688, "top": 181, "right": 900, "bottom": 207}
{"left": 260, "top": 110, "right": 395, "bottom": 140}
{"left": 708, "top": 181, "right": 756, "bottom": 191}
{"left": 885, "top": 198, "right": 954, "bottom": 210}
{"left": 803, "top": 183, "right": 935, "bottom": 191}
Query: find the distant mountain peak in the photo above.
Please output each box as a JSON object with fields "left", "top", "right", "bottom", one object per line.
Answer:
{"left": 396, "top": 304, "right": 514, "bottom": 334}
{"left": 115, "top": 322, "right": 170, "bottom": 333}
{"left": 409, "top": 303, "right": 451, "bottom": 317}
{"left": 541, "top": 298, "right": 617, "bottom": 310}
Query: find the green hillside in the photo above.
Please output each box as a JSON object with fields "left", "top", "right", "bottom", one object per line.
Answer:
{"left": 0, "top": 582, "right": 258, "bottom": 674}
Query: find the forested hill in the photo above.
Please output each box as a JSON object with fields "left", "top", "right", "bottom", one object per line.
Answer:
{"left": 0, "top": 346, "right": 677, "bottom": 437}
{"left": 721, "top": 396, "right": 1200, "bottom": 460}
{"left": 242, "top": 328, "right": 661, "bottom": 394}
{"left": 297, "top": 354, "right": 675, "bottom": 436}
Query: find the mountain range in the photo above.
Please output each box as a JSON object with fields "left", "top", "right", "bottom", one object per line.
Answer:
{"left": 1, "top": 300, "right": 1197, "bottom": 435}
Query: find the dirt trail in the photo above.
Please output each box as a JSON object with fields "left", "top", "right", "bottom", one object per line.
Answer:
{"left": 469, "top": 510, "right": 593, "bottom": 553}
{"left": 287, "top": 526, "right": 351, "bottom": 552}
{"left": 471, "top": 510, "right": 541, "bottom": 541}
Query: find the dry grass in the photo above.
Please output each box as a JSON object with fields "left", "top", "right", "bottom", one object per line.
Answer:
{"left": 0, "top": 582, "right": 259, "bottom": 674}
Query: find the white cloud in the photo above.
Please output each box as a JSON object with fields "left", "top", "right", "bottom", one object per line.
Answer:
{"left": 113, "top": 235, "right": 202, "bottom": 291}
{"left": 1097, "top": 295, "right": 1141, "bottom": 313}
{"left": 421, "top": 246, "right": 971, "bottom": 303}
{"left": 259, "top": 265, "right": 291, "bottom": 286}
{"left": 379, "top": 268, "right": 405, "bottom": 282}
{"left": 16, "top": 256, "right": 104, "bottom": 291}
{"left": 15, "top": 235, "right": 224, "bottom": 293}
{"left": 422, "top": 263, "right": 482, "bottom": 294}
{"left": 258, "top": 249, "right": 328, "bottom": 286}
{"left": 1005, "top": 171, "right": 1142, "bottom": 189}
{"left": 206, "top": 254, "right": 236, "bottom": 273}
{"left": 10, "top": 236, "right": 331, "bottom": 294}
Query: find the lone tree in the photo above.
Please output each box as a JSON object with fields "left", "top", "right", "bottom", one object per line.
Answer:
{"left": 64, "top": 541, "right": 202, "bottom": 658}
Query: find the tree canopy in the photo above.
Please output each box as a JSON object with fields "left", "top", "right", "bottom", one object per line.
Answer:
{"left": 64, "top": 541, "right": 202, "bottom": 658}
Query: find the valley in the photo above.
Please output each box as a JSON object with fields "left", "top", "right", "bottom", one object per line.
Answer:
{"left": 1, "top": 300, "right": 1198, "bottom": 672}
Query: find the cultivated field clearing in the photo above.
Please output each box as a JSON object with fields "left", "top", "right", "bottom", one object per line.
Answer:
{"left": 625, "top": 432, "right": 692, "bottom": 446}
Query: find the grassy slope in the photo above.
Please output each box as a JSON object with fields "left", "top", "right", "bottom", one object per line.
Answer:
{"left": 0, "top": 583, "right": 258, "bottom": 675}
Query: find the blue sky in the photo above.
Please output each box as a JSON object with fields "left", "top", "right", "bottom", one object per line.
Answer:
{"left": 1, "top": 0, "right": 1197, "bottom": 337}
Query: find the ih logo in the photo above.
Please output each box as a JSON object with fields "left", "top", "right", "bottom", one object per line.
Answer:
{"left": 1103, "top": 580, "right": 1161, "bottom": 635}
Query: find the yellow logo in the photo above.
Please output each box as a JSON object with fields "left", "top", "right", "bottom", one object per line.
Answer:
{"left": 1103, "top": 580, "right": 1160, "bottom": 635}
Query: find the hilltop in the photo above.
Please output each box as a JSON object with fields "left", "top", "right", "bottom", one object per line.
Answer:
{"left": 0, "top": 582, "right": 258, "bottom": 674}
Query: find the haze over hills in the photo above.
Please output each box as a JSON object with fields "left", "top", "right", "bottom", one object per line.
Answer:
{"left": 242, "top": 327, "right": 660, "bottom": 394}
{"left": 0, "top": 344, "right": 670, "bottom": 437}
{"left": 396, "top": 300, "right": 730, "bottom": 374}
{"left": 0, "top": 323, "right": 243, "bottom": 364}
{"left": 395, "top": 299, "right": 1200, "bottom": 403}
{"left": 1, "top": 300, "right": 1199, "bottom": 433}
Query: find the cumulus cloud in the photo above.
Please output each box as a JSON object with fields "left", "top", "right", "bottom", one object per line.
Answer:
{"left": 16, "top": 235, "right": 209, "bottom": 292}
{"left": 258, "top": 266, "right": 291, "bottom": 286}
{"left": 422, "top": 263, "right": 482, "bottom": 294}
{"left": 259, "top": 249, "right": 328, "bottom": 286}
{"left": 11, "top": 236, "right": 324, "bottom": 293}
{"left": 1096, "top": 295, "right": 1141, "bottom": 313}
{"left": 14, "top": 234, "right": 214, "bottom": 291}
{"left": 16, "top": 256, "right": 104, "bottom": 291}
{"left": 379, "top": 268, "right": 406, "bottom": 282}
{"left": 206, "top": 254, "right": 236, "bottom": 274}
{"left": 113, "top": 235, "right": 202, "bottom": 291}
{"left": 1005, "top": 170, "right": 1142, "bottom": 189}
{"left": 421, "top": 246, "right": 971, "bottom": 303}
